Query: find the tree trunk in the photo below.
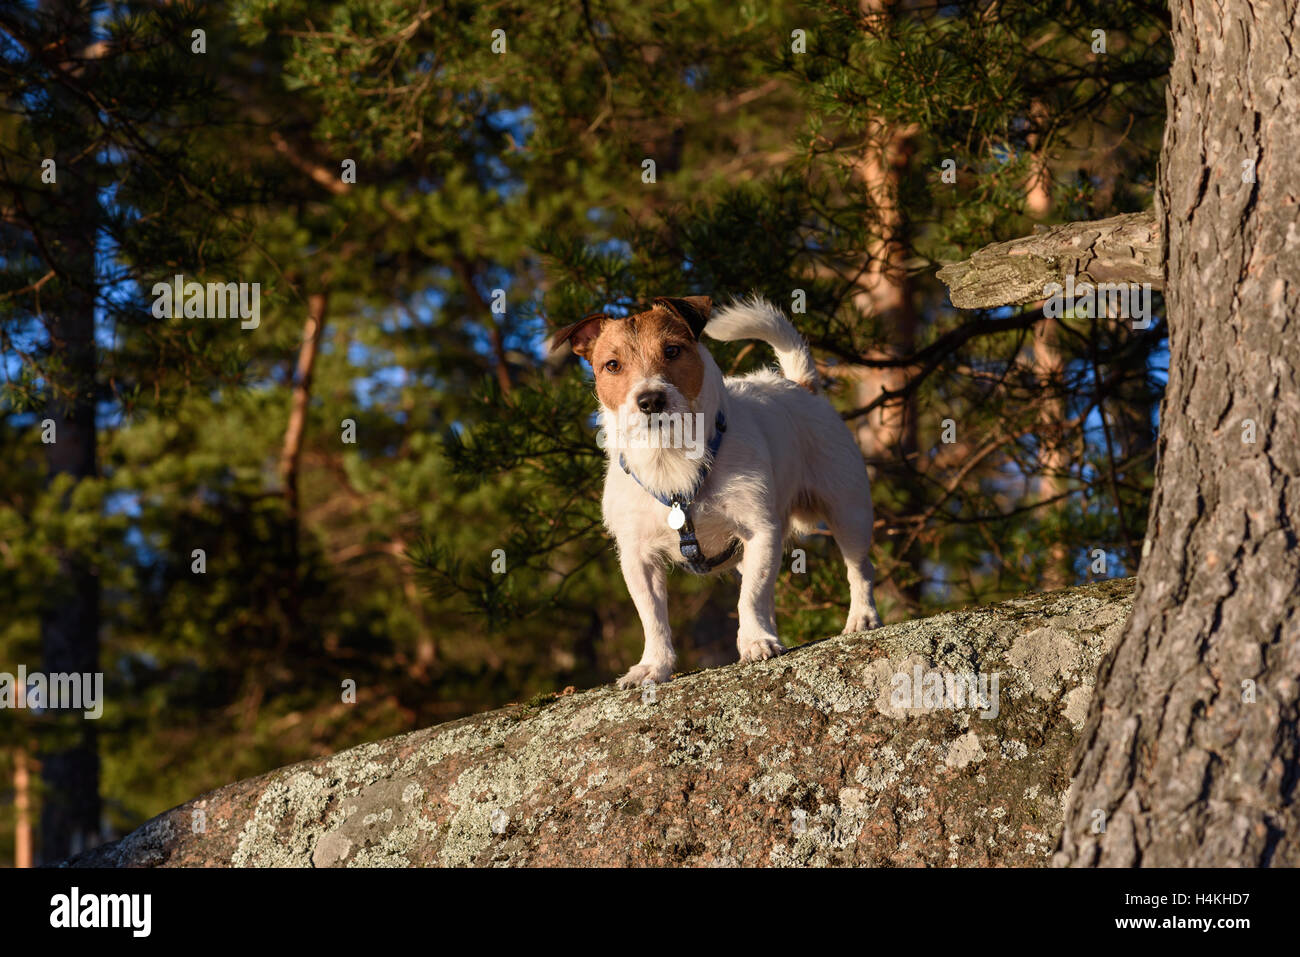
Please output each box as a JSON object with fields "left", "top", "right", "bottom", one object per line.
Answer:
{"left": 279, "top": 291, "right": 330, "bottom": 526}
{"left": 845, "top": 0, "right": 922, "bottom": 608}
{"left": 1033, "top": 317, "right": 1071, "bottom": 590}
{"left": 39, "top": 0, "right": 101, "bottom": 864}
{"left": 846, "top": 117, "right": 920, "bottom": 608}
{"left": 1026, "top": 117, "right": 1072, "bottom": 590}
{"left": 1056, "top": 0, "right": 1300, "bottom": 866}
{"left": 262, "top": 290, "right": 329, "bottom": 704}
{"left": 13, "top": 748, "right": 33, "bottom": 868}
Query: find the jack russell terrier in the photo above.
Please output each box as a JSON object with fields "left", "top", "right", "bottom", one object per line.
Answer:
{"left": 552, "top": 295, "right": 881, "bottom": 688}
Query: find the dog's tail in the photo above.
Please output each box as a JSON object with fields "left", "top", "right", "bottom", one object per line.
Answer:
{"left": 705, "top": 296, "right": 818, "bottom": 391}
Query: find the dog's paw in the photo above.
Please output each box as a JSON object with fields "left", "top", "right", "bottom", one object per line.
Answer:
{"left": 737, "top": 633, "right": 786, "bottom": 663}
{"left": 842, "top": 610, "right": 882, "bottom": 633}
{"left": 617, "top": 660, "right": 673, "bottom": 689}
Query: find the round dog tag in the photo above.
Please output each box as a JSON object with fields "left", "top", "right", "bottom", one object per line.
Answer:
{"left": 667, "top": 503, "right": 686, "bottom": 530}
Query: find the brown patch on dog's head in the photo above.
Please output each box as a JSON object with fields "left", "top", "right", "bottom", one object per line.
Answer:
{"left": 550, "top": 297, "right": 713, "bottom": 412}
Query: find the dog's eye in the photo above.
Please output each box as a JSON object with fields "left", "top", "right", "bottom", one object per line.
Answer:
{"left": 604, "top": 359, "right": 621, "bottom": 373}
{"left": 665, "top": 345, "right": 681, "bottom": 360}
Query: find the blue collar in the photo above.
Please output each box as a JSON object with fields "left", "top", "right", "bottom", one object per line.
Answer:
{"left": 618, "top": 410, "right": 741, "bottom": 575}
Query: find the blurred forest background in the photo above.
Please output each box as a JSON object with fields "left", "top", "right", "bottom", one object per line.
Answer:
{"left": 1, "top": 0, "right": 1169, "bottom": 864}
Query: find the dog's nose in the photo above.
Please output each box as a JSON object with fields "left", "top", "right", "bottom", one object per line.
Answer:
{"left": 636, "top": 390, "right": 667, "bottom": 414}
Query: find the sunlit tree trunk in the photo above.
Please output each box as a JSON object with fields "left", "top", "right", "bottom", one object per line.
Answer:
{"left": 1025, "top": 114, "right": 1072, "bottom": 590}
{"left": 841, "top": 0, "right": 921, "bottom": 608}
{"left": 280, "top": 291, "right": 330, "bottom": 529}
{"left": 13, "top": 748, "right": 33, "bottom": 868}
{"left": 851, "top": 187, "right": 920, "bottom": 608}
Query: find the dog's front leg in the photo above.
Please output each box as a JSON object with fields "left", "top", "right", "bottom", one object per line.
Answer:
{"left": 735, "top": 527, "right": 786, "bottom": 663}
{"left": 615, "top": 545, "right": 675, "bottom": 688}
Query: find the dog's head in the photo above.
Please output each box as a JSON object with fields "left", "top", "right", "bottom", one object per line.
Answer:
{"left": 550, "top": 296, "right": 713, "bottom": 418}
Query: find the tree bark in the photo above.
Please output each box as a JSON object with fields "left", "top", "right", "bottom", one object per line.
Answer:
{"left": 844, "top": 0, "right": 922, "bottom": 608}
{"left": 1025, "top": 115, "right": 1072, "bottom": 590}
{"left": 937, "top": 210, "right": 1161, "bottom": 310}
{"left": 265, "top": 290, "right": 329, "bottom": 677}
{"left": 13, "top": 748, "right": 33, "bottom": 868}
{"left": 1033, "top": 316, "right": 1072, "bottom": 590}
{"left": 279, "top": 291, "right": 330, "bottom": 525}
{"left": 1056, "top": 0, "right": 1300, "bottom": 866}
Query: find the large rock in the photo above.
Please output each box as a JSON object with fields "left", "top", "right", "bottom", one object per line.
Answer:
{"left": 67, "top": 578, "right": 1134, "bottom": 867}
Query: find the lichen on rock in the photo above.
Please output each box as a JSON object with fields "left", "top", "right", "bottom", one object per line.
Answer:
{"left": 64, "top": 578, "right": 1134, "bottom": 868}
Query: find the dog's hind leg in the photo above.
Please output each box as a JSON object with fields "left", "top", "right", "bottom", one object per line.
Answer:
{"left": 827, "top": 501, "right": 882, "bottom": 633}
{"left": 616, "top": 546, "right": 676, "bottom": 688}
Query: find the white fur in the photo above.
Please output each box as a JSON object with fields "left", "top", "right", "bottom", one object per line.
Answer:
{"left": 706, "top": 295, "right": 818, "bottom": 388}
{"left": 599, "top": 297, "right": 881, "bottom": 688}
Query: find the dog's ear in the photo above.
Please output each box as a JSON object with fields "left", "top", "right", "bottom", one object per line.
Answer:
{"left": 653, "top": 296, "right": 712, "bottom": 340}
{"left": 550, "top": 312, "right": 608, "bottom": 358}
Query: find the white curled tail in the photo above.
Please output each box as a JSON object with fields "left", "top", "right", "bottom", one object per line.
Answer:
{"left": 704, "top": 296, "right": 818, "bottom": 391}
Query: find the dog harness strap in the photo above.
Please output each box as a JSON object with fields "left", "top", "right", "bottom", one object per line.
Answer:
{"left": 675, "top": 510, "right": 741, "bottom": 574}
{"left": 618, "top": 411, "right": 742, "bottom": 575}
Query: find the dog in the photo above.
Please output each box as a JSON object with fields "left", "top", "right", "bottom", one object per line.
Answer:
{"left": 552, "top": 295, "right": 881, "bottom": 688}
